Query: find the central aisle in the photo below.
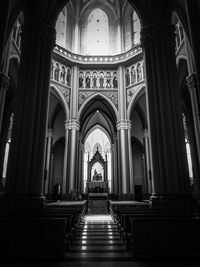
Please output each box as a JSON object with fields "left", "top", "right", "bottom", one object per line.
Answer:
{"left": 65, "top": 213, "right": 133, "bottom": 262}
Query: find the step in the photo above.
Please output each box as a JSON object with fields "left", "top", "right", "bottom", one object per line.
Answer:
{"left": 69, "top": 245, "right": 127, "bottom": 252}
{"left": 64, "top": 252, "right": 134, "bottom": 261}
{"left": 76, "top": 229, "right": 119, "bottom": 233}
{"left": 73, "top": 240, "right": 123, "bottom": 246}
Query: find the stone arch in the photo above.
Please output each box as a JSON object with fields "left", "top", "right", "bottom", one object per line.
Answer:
{"left": 50, "top": 84, "right": 69, "bottom": 120}
{"left": 83, "top": 124, "right": 112, "bottom": 146}
{"left": 78, "top": 92, "right": 118, "bottom": 122}
{"left": 127, "top": 84, "right": 145, "bottom": 120}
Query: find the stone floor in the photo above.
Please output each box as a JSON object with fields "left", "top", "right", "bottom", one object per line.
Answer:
{"left": 1, "top": 213, "right": 200, "bottom": 267}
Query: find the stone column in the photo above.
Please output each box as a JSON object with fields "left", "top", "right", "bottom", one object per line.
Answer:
{"left": 4, "top": 21, "right": 56, "bottom": 210}
{"left": 116, "top": 120, "right": 131, "bottom": 194}
{"left": 87, "top": 153, "right": 91, "bottom": 182}
{"left": 141, "top": 21, "right": 193, "bottom": 209}
{"left": 143, "top": 129, "right": 152, "bottom": 194}
{"left": 0, "top": 73, "right": 9, "bottom": 135}
{"left": 78, "top": 144, "right": 85, "bottom": 193}
{"left": 62, "top": 121, "right": 69, "bottom": 194}
{"left": 44, "top": 129, "right": 53, "bottom": 194}
{"left": 186, "top": 73, "right": 200, "bottom": 167}
{"left": 128, "top": 123, "right": 134, "bottom": 194}
{"left": 111, "top": 144, "right": 118, "bottom": 194}
{"left": 65, "top": 119, "right": 80, "bottom": 193}
{"left": 118, "top": 66, "right": 126, "bottom": 119}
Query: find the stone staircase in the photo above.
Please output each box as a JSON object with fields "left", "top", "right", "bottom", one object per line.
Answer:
{"left": 65, "top": 213, "right": 133, "bottom": 262}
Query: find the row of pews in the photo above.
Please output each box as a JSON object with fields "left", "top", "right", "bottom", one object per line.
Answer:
{"left": 0, "top": 200, "right": 87, "bottom": 259}
{"left": 109, "top": 200, "right": 200, "bottom": 259}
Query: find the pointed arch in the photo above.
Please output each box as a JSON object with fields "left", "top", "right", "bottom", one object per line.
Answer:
{"left": 78, "top": 92, "right": 118, "bottom": 121}
{"left": 127, "top": 84, "right": 145, "bottom": 120}
{"left": 83, "top": 124, "right": 112, "bottom": 145}
{"left": 50, "top": 84, "right": 69, "bottom": 120}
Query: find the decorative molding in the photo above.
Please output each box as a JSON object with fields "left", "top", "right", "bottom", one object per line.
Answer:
{"left": 126, "top": 83, "right": 144, "bottom": 108}
{"left": 101, "top": 91, "right": 118, "bottom": 109}
{"left": 186, "top": 73, "right": 196, "bottom": 90}
{"left": 62, "top": 88, "right": 70, "bottom": 106}
{"left": 125, "top": 61, "right": 144, "bottom": 87}
{"left": 65, "top": 119, "right": 80, "bottom": 131}
{"left": 79, "top": 69, "right": 118, "bottom": 89}
{"left": 143, "top": 129, "right": 149, "bottom": 138}
{"left": 54, "top": 44, "right": 142, "bottom": 65}
{"left": 74, "top": 18, "right": 80, "bottom": 25}
{"left": 51, "top": 60, "right": 71, "bottom": 87}
{"left": 78, "top": 91, "right": 96, "bottom": 109}
{"left": 116, "top": 120, "right": 132, "bottom": 130}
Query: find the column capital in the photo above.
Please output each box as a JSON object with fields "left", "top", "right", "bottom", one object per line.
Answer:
{"left": 186, "top": 72, "right": 196, "bottom": 90}
{"left": 65, "top": 119, "right": 80, "bottom": 131}
{"left": 116, "top": 17, "right": 122, "bottom": 25}
{"left": 74, "top": 18, "right": 80, "bottom": 25}
{"left": 0, "top": 72, "right": 10, "bottom": 91}
{"left": 141, "top": 21, "right": 175, "bottom": 49}
{"left": 143, "top": 128, "right": 149, "bottom": 138}
{"left": 47, "top": 128, "right": 54, "bottom": 138}
{"left": 111, "top": 144, "right": 116, "bottom": 150}
{"left": 21, "top": 21, "right": 56, "bottom": 48}
{"left": 116, "top": 119, "right": 132, "bottom": 130}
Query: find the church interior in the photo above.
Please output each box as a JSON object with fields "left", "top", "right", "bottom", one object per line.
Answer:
{"left": 0, "top": 0, "right": 200, "bottom": 266}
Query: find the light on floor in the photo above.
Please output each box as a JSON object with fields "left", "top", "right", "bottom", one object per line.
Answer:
{"left": 85, "top": 215, "right": 112, "bottom": 222}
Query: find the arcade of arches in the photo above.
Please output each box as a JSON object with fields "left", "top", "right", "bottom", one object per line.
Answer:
{"left": 0, "top": 0, "right": 200, "bottom": 261}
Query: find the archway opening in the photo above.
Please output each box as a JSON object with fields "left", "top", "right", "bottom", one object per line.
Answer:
{"left": 83, "top": 127, "right": 111, "bottom": 194}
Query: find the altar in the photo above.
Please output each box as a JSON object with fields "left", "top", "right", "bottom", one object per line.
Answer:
{"left": 86, "top": 147, "right": 109, "bottom": 194}
{"left": 87, "top": 180, "right": 108, "bottom": 193}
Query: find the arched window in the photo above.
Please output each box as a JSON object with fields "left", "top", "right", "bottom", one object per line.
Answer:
{"left": 87, "top": 9, "right": 109, "bottom": 55}
{"left": 132, "top": 11, "right": 141, "bottom": 45}
{"left": 56, "top": 8, "right": 67, "bottom": 47}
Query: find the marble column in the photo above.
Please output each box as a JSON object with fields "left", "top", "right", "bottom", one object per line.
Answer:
{"left": 78, "top": 144, "right": 85, "bottom": 193}
{"left": 44, "top": 129, "right": 53, "bottom": 194}
{"left": 141, "top": 21, "right": 193, "bottom": 209}
{"left": 62, "top": 121, "right": 69, "bottom": 194}
{"left": 128, "top": 123, "right": 134, "bottom": 194}
{"left": 65, "top": 119, "right": 80, "bottom": 193}
{"left": 186, "top": 73, "right": 200, "bottom": 167}
{"left": 111, "top": 144, "right": 118, "bottom": 194}
{"left": 143, "top": 129, "right": 152, "bottom": 194}
{"left": 4, "top": 21, "right": 56, "bottom": 210}
{"left": 116, "top": 120, "right": 131, "bottom": 194}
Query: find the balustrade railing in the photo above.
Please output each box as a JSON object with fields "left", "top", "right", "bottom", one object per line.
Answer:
{"left": 54, "top": 44, "right": 142, "bottom": 65}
